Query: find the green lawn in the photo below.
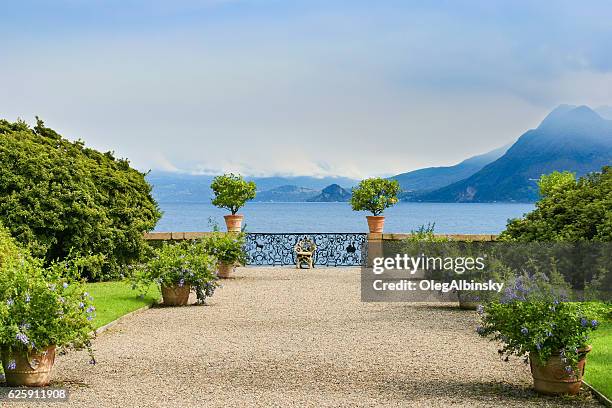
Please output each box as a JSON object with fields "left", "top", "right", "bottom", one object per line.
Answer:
{"left": 584, "top": 321, "right": 611, "bottom": 399}
{"left": 86, "top": 281, "right": 160, "bottom": 329}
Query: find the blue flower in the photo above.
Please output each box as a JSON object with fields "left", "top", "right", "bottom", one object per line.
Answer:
{"left": 545, "top": 330, "right": 553, "bottom": 337}
{"left": 591, "top": 320, "right": 599, "bottom": 328}
{"left": 178, "top": 279, "right": 185, "bottom": 287}
{"left": 49, "top": 284, "right": 56, "bottom": 291}
{"left": 25, "top": 293, "right": 31, "bottom": 303}
{"left": 63, "top": 282, "right": 69, "bottom": 289}
{"left": 564, "top": 366, "right": 573, "bottom": 374}
{"left": 16, "top": 333, "right": 29, "bottom": 345}
{"left": 476, "top": 305, "right": 484, "bottom": 314}
{"left": 86, "top": 306, "right": 96, "bottom": 313}
{"left": 581, "top": 318, "right": 588, "bottom": 327}
{"left": 7, "top": 360, "right": 16, "bottom": 370}
{"left": 521, "top": 327, "right": 529, "bottom": 335}
{"left": 6, "top": 298, "right": 14, "bottom": 307}
{"left": 536, "top": 343, "right": 542, "bottom": 351}
{"left": 79, "top": 302, "right": 85, "bottom": 308}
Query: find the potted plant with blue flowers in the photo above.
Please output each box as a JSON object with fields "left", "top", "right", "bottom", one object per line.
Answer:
{"left": 202, "top": 232, "right": 247, "bottom": 279}
{"left": 0, "top": 256, "right": 96, "bottom": 387}
{"left": 132, "top": 240, "right": 219, "bottom": 306}
{"left": 476, "top": 273, "right": 602, "bottom": 395}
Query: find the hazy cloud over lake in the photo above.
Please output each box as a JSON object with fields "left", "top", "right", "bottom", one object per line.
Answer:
{"left": 2, "top": 0, "right": 612, "bottom": 178}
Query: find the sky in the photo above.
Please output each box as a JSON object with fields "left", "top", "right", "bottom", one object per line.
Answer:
{"left": 1, "top": 0, "right": 612, "bottom": 178}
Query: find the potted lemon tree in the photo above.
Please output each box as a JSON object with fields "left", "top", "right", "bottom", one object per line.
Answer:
{"left": 210, "top": 173, "right": 256, "bottom": 232}
{"left": 350, "top": 178, "right": 400, "bottom": 233}
{"left": 0, "top": 256, "right": 95, "bottom": 387}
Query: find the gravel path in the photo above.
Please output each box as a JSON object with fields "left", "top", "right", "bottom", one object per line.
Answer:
{"left": 21, "top": 267, "right": 600, "bottom": 407}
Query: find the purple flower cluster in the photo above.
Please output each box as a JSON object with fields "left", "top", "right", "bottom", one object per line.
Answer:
{"left": 7, "top": 360, "right": 17, "bottom": 370}
{"left": 520, "top": 327, "right": 529, "bottom": 335}
{"left": 16, "top": 332, "right": 29, "bottom": 345}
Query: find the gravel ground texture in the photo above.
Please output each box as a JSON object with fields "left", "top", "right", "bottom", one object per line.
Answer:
{"left": 12, "top": 267, "right": 600, "bottom": 407}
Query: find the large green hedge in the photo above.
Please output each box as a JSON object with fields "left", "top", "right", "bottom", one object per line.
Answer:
{"left": 0, "top": 118, "right": 161, "bottom": 280}
{"left": 500, "top": 166, "right": 612, "bottom": 242}
{"left": 0, "top": 221, "right": 21, "bottom": 269}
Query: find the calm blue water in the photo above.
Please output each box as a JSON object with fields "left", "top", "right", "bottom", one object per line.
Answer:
{"left": 154, "top": 202, "right": 534, "bottom": 234}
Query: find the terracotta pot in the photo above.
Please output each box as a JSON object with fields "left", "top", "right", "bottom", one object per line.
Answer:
{"left": 366, "top": 216, "right": 385, "bottom": 233}
{"left": 217, "top": 262, "right": 235, "bottom": 279}
{"left": 161, "top": 284, "right": 191, "bottom": 306}
{"left": 224, "top": 214, "right": 244, "bottom": 232}
{"left": 529, "top": 346, "right": 591, "bottom": 395}
{"left": 2, "top": 346, "right": 56, "bottom": 387}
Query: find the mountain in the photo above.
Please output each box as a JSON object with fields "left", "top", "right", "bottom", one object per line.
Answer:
{"left": 307, "top": 184, "right": 352, "bottom": 202}
{"left": 595, "top": 105, "right": 612, "bottom": 120}
{"left": 419, "top": 105, "right": 612, "bottom": 202}
{"left": 252, "top": 185, "right": 319, "bottom": 202}
{"left": 391, "top": 144, "right": 510, "bottom": 195}
{"left": 146, "top": 172, "right": 358, "bottom": 203}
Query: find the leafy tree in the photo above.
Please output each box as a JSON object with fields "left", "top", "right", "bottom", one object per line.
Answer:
{"left": 210, "top": 173, "right": 256, "bottom": 215}
{"left": 350, "top": 178, "right": 400, "bottom": 216}
{"left": 0, "top": 221, "right": 21, "bottom": 269}
{"left": 0, "top": 118, "right": 161, "bottom": 280}
{"left": 500, "top": 167, "right": 612, "bottom": 242}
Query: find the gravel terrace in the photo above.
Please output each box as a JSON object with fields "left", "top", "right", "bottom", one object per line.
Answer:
{"left": 21, "top": 267, "right": 600, "bottom": 407}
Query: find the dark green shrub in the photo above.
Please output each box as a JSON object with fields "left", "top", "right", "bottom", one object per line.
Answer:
{"left": 0, "top": 221, "right": 21, "bottom": 270}
{"left": 500, "top": 167, "right": 612, "bottom": 242}
{"left": 0, "top": 118, "right": 161, "bottom": 280}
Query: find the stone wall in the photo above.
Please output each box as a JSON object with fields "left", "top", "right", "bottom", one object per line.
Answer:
{"left": 144, "top": 232, "right": 497, "bottom": 242}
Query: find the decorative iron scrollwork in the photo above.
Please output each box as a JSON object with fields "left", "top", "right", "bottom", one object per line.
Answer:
{"left": 244, "top": 233, "right": 368, "bottom": 266}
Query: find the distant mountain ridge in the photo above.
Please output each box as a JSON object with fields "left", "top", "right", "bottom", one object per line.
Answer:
{"left": 253, "top": 185, "right": 319, "bottom": 202}
{"left": 307, "top": 184, "right": 352, "bottom": 202}
{"left": 419, "top": 105, "right": 612, "bottom": 202}
{"left": 148, "top": 105, "right": 611, "bottom": 204}
{"left": 391, "top": 144, "right": 510, "bottom": 196}
{"left": 147, "top": 172, "right": 358, "bottom": 203}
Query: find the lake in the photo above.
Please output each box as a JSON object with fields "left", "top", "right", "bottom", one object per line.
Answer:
{"left": 154, "top": 202, "right": 534, "bottom": 234}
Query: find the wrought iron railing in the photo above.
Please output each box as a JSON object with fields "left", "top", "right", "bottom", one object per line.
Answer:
{"left": 244, "top": 233, "right": 368, "bottom": 266}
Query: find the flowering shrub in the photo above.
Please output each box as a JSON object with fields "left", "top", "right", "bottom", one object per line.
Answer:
{"left": 350, "top": 178, "right": 400, "bottom": 216}
{"left": 202, "top": 232, "right": 247, "bottom": 265}
{"left": 131, "top": 240, "right": 219, "bottom": 304}
{"left": 0, "top": 256, "right": 95, "bottom": 362}
{"left": 476, "top": 273, "right": 601, "bottom": 371}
